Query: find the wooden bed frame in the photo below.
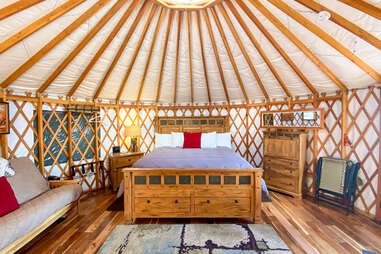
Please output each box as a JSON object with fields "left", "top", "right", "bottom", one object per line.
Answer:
{"left": 123, "top": 116, "right": 263, "bottom": 223}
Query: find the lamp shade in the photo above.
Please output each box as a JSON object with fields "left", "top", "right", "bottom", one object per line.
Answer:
{"left": 124, "top": 125, "right": 141, "bottom": 137}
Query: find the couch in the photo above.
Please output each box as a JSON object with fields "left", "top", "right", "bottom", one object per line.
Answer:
{"left": 0, "top": 157, "right": 82, "bottom": 254}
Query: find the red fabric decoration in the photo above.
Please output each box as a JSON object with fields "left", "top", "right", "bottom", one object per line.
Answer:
{"left": 0, "top": 176, "right": 20, "bottom": 217}
{"left": 183, "top": 132, "right": 202, "bottom": 148}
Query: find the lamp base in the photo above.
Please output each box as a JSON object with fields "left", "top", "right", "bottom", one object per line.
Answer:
{"left": 131, "top": 137, "right": 138, "bottom": 153}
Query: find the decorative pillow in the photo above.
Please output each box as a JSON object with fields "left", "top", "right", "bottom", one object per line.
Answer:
{"left": 0, "top": 176, "right": 20, "bottom": 217}
{"left": 201, "top": 132, "right": 217, "bottom": 148}
{"left": 155, "top": 133, "right": 173, "bottom": 148}
{"left": 0, "top": 157, "right": 15, "bottom": 177}
{"left": 171, "top": 132, "right": 184, "bottom": 147}
{"left": 216, "top": 132, "right": 232, "bottom": 148}
{"left": 183, "top": 132, "right": 202, "bottom": 149}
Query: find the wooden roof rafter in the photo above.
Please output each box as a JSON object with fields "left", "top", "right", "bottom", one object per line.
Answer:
{"left": 196, "top": 11, "right": 212, "bottom": 103}
{"left": 67, "top": 0, "right": 141, "bottom": 98}
{"left": 155, "top": 11, "right": 174, "bottom": 103}
{"left": 0, "top": 0, "right": 86, "bottom": 54}
{"left": 210, "top": 7, "right": 249, "bottom": 103}
{"left": 173, "top": 11, "right": 183, "bottom": 104}
{"left": 37, "top": 0, "right": 129, "bottom": 94}
{"left": 0, "top": 0, "right": 45, "bottom": 20}
{"left": 336, "top": 0, "right": 381, "bottom": 21}
{"left": 247, "top": 0, "right": 347, "bottom": 91}
{"left": 116, "top": 4, "right": 159, "bottom": 102}
{"left": 202, "top": 9, "right": 230, "bottom": 103}
{"left": 228, "top": 1, "right": 317, "bottom": 95}
{"left": 187, "top": 11, "right": 194, "bottom": 104}
{"left": 217, "top": 3, "right": 269, "bottom": 99}
{"left": 1, "top": 0, "right": 113, "bottom": 89}
{"left": 267, "top": 0, "right": 381, "bottom": 83}
{"left": 294, "top": 0, "right": 381, "bottom": 51}
{"left": 137, "top": 8, "right": 166, "bottom": 102}
{"left": 93, "top": 1, "right": 151, "bottom": 100}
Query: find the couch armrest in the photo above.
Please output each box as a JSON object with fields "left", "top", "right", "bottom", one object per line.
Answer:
{"left": 49, "top": 179, "right": 80, "bottom": 189}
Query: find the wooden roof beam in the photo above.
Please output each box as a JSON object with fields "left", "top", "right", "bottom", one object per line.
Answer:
{"left": 93, "top": 1, "right": 150, "bottom": 100}
{"left": 229, "top": 1, "right": 317, "bottom": 95}
{"left": 0, "top": 0, "right": 86, "bottom": 53}
{"left": 187, "top": 11, "right": 194, "bottom": 104}
{"left": 0, "top": 0, "right": 45, "bottom": 20}
{"left": 202, "top": 9, "right": 230, "bottom": 103}
{"left": 137, "top": 8, "right": 166, "bottom": 102}
{"left": 210, "top": 7, "right": 249, "bottom": 103}
{"left": 247, "top": 0, "right": 347, "bottom": 91}
{"left": 294, "top": 0, "right": 381, "bottom": 51}
{"left": 196, "top": 11, "right": 211, "bottom": 103}
{"left": 1, "top": 0, "right": 112, "bottom": 89}
{"left": 266, "top": 0, "right": 381, "bottom": 83}
{"left": 116, "top": 5, "right": 158, "bottom": 102}
{"left": 67, "top": 0, "right": 140, "bottom": 97}
{"left": 155, "top": 11, "right": 174, "bottom": 103}
{"left": 173, "top": 11, "right": 182, "bottom": 104}
{"left": 337, "top": 0, "right": 381, "bottom": 21}
{"left": 218, "top": 3, "right": 269, "bottom": 99}
{"left": 37, "top": 0, "right": 128, "bottom": 94}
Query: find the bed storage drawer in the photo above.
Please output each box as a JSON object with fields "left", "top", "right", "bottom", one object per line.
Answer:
{"left": 134, "top": 189, "right": 191, "bottom": 198}
{"left": 194, "top": 198, "right": 251, "bottom": 217}
{"left": 193, "top": 189, "right": 250, "bottom": 198}
{"left": 135, "top": 198, "right": 190, "bottom": 216}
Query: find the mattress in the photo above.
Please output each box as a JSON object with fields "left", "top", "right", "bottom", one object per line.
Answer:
{"left": 117, "top": 147, "right": 268, "bottom": 197}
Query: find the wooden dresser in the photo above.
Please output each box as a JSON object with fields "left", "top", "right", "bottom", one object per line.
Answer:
{"left": 109, "top": 152, "right": 144, "bottom": 191}
{"left": 263, "top": 131, "right": 307, "bottom": 199}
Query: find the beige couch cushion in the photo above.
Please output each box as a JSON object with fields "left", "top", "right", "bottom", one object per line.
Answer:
{"left": 7, "top": 157, "right": 50, "bottom": 204}
{"left": 0, "top": 184, "right": 82, "bottom": 251}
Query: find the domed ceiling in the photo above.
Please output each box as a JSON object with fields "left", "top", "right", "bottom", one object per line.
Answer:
{"left": 0, "top": 0, "right": 380, "bottom": 105}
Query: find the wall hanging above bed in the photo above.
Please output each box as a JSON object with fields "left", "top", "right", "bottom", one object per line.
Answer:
{"left": 155, "top": 116, "right": 229, "bottom": 133}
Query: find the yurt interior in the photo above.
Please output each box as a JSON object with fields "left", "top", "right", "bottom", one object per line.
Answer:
{"left": 0, "top": 0, "right": 381, "bottom": 253}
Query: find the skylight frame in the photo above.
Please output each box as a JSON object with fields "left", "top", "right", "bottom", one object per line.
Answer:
{"left": 151, "top": 0, "right": 222, "bottom": 10}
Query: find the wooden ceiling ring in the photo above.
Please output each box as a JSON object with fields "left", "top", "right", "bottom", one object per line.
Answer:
{"left": 196, "top": 11, "right": 212, "bottom": 103}
{"left": 67, "top": 0, "right": 141, "bottom": 97}
{"left": 0, "top": 0, "right": 45, "bottom": 20}
{"left": 187, "top": 11, "right": 194, "bottom": 103}
{"left": 150, "top": 0, "right": 223, "bottom": 10}
{"left": 0, "top": 0, "right": 86, "bottom": 54}
{"left": 228, "top": 1, "right": 317, "bottom": 95}
{"left": 93, "top": 1, "right": 151, "bottom": 100}
{"left": 337, "top": 0, "right": 381, "bottom": 21}
{"left": 173, "top": 11, "right": 183, "bottom": 104}
{"left": 267, "top": 0, "right": 381, "bottom": 83}
{"left": 155, "top": 11, "right": 174, "bottom": 103}
{"left": 202, "top": 9, "right": 230, "bottom": 103}
{"left": 0, "top": 0, "right": 113, "bottom": 89}
{"left": 217, "top": 3, "right": 269, "bottom": 99}
{"left": 137, "top": 8, "right": 166, "bottom": 102}
{"left": 247, "top": 0, "right": 347, "bottom": 91}
{"left": 210, "top": 7, "right": 249, "bottom": 103}
{"left": 37, "top": 0, "right": 129, "bottom": 94}
{"left": 116, "top": 4, "right": 158, "bottom": 101}
{"left": 294, "top": 0, "right": 381, "bottom": 51}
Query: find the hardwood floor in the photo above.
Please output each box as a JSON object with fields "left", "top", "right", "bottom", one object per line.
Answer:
{"left": 18, "top": 190, "right": 381, "bottom": 254}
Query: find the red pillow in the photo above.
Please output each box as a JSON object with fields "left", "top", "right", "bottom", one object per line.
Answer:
{"left": 183, "top": 132, "right": 202, "bottom": 148}
{"left": 0, "top": 176, "right": 20, "bottom": 217}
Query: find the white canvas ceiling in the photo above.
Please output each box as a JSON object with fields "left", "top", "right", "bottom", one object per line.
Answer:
{"left": 0, "top": 0, "right": 380, "bottom": 104}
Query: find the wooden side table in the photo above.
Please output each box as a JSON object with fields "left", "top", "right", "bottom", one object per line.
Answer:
{"left": 109, "top": 152, "right": 144, "bottom": 191}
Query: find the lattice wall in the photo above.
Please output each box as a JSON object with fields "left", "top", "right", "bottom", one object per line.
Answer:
{"left": 3, "top": 88, "right": 380, "bottom": 217}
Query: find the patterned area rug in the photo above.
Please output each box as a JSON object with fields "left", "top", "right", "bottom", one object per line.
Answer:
{"left": 98, "top": 224, "right": 291, "bottom": 253}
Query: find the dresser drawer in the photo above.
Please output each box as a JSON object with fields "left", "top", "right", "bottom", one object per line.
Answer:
{"left": 264, "top": 157, "right": 298, "bottom": 169}
{"left": 194, "top": 198, "right": 251, "bottom": 217}
{"left": 114, "top": 155, "right": 141, "bottom": 168}
{"left": 266, "top": 173, "right": 298, "bottom": 193}
{"left": 135, "top": 198, "right": 190, "bottom": 216}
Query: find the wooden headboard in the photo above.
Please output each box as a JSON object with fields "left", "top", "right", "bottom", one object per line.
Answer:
{"left": 154, "top": 116, "right": 229, "bottom": 134}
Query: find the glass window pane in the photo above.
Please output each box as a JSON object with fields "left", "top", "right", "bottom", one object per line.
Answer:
{"left": 239, "top": 176, "right": 251, "bottom": 185}
{"left": 179, "top": 175, "right": 191, "bottom": 184}
{"left": 209, "top": 175, "right": 221, "bottom": 185}
{"left": 164, "top": 175, "right": 176, "bottom": 184}
{"left": 149, "top": 175, "right": 161, "bottom": 184}
{"left": 135, "top": 176, "right": 146, "bottom": 185}
{"left": 224, "top": 176, "right": 236, "bottom": 185}
{"left": 194, "top": 175, "right": 206, "bottom": 184}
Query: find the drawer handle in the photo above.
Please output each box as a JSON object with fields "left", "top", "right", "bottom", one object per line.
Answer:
{"left": 207, "top": 200, "right": 210, "bottom": 203}
{"left": 235, "top": 200, "right": 239, "bottom": 204}
{"left": 147, "top": 200, "right": 150, "bottom": 204}
{"left": 175, "top": 200, "right": 178, "bottom": 203}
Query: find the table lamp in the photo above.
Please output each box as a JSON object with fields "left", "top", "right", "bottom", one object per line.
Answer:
{"left": 125, "top": 125, "right": 141, "bottom": 152}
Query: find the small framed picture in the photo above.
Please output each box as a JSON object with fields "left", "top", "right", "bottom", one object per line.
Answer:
{"left": 0, "top": 102, "right": 9, "bottom": 134}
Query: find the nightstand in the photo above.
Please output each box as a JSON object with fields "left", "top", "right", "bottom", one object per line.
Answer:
{"left": 109, "top": 152, "right": 144, "bottom": 191}
{"left": 49, "top": 179, "right": 81, "bottom": 189}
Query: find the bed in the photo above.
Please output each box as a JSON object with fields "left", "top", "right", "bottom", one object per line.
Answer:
{"left": 122, "top": 116, "right": 264, "bottom": 223}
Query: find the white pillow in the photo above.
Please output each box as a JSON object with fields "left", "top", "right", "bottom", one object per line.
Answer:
{"left": 171, "top": 132, "right": 184, "bottom": 147}
{"left": 0, "top": 157, "right": 15, "bottom": 177}
{"left": 201, "top": 132, "right": 217, "bottom": 148}
{"left": 216, "top": 132, "right": 232, "bottom": 148}
{"left": 155, "top": 133, "right": 173, "bottom": 148}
